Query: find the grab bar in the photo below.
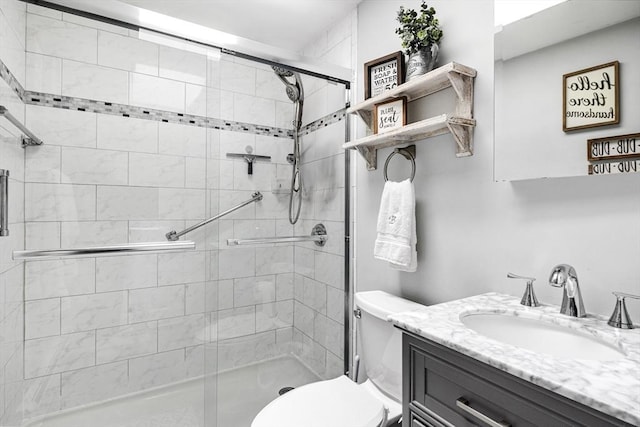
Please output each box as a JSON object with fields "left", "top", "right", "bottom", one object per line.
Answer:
{"left": 166, "top": 191, "right": 263, "bottom": 241}
{"left": 0, "top": 105, "right": 44, "bottom": 147}
{"left": 227, "top": 223, "right": 327, "bottom": 247}
{"left": 13, "top": 241, "right": 195, "bottom": 260}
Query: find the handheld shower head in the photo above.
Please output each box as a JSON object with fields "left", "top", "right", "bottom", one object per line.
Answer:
{"left": 271, "top": 65, "right": 304, "bottom": 103}
{"left": 285, "top": 85, "right": 300, "bottom": 103}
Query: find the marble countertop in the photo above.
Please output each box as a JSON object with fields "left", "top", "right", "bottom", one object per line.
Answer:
{"left": 389, "top": 292, "right": 640, "bottom": 425}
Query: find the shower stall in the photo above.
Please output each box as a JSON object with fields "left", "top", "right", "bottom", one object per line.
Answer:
{"left": 0, "top": 1, "right": 352, "bottom": 426}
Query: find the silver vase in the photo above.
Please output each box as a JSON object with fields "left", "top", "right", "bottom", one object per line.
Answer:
{"left": 406, "top": 44, "right": 439, "bottom": 81}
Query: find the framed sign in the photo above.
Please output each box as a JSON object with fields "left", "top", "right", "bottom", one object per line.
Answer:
{"left": 364, "top": 52, "right": 405, "bottom": 100}
{"left": 587, "top": 132, "right": 640, "bottom": 161}
{"left": 563, "top": 61, "right": 619, "bottom": 132}
{"left": 588, "top": 159, "right": 639, "bottom": 175}
{"left": 374, "top": 97, "right": 407, "bottom": 134}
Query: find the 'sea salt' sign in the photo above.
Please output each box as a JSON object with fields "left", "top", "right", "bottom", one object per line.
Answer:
{"left": 374, "top": 97, "right": 407, "bottom": 134}
{"left": 563, "top": 61, "right": 619, "bottom": 132}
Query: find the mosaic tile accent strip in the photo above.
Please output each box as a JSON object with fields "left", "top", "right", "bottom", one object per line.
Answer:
{"left": 1, "top": 57, "right": 345, "bottom": 139}
{"left": 301, "top": 108, "right": 347, "bottom": 136}
{"left": 0, "top": 58, "right": 26, "bottom": 102}
{"left": 24, "top": 91, "right": 293, "bottom": 138}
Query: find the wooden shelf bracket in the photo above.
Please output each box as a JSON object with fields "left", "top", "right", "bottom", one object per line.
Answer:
{"left": 447, "top": 72, "right": 474, "bottom": 118}
{"left": 446, "top": 118, "right": 475, "bottom": 157}
{"left": 356, "top": 145, "right": 377, "bottom": 171}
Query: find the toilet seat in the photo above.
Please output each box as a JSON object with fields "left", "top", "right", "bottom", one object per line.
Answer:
{"left": 251, "top": 376, "right": 387, "bottom": 427}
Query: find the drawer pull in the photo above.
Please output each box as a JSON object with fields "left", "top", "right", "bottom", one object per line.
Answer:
{"left": 456, "top": 398, "right": 511, "bottom": 427}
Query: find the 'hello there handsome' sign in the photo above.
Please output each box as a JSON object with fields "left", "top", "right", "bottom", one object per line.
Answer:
{"left": 563, "top": 61, "right": 619, "bottom": 132}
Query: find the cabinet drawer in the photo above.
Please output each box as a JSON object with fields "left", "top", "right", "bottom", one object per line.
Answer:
{"left": 403, "top": 333, "right": 631, "bottom": 427}
{"left": 412, "top": 349, "right": 555, "bottom": 426}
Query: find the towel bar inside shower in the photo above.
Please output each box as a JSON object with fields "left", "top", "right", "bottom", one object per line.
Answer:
{"left": 227, "top": 223, "right": 327, "bottom": 247}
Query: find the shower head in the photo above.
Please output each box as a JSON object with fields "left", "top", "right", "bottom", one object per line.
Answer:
{"left": 271, "top": 65, "right": 304, "bottom": 103}
{"left": 285, "top": 85, "right": 300, "bottom": 103}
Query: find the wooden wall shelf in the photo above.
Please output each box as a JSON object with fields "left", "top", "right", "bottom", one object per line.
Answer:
{"left": 345, "top": 61, "right": 477, "bottom": 170}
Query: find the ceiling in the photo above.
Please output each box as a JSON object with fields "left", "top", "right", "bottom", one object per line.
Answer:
{"left": 116, "top": 0, "right": 362, "bottom": 52}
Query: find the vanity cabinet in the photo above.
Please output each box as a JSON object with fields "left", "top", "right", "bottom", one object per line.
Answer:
{"left": 402, "top": 332, "right": 633, "bottom": 427}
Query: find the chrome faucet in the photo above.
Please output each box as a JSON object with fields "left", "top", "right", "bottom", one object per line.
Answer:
{"left": 548, "top": 264, "right": 586, "bottom": 317}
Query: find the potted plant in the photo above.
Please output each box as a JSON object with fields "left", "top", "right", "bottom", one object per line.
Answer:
{"left": 396, "top": 1, "right": 443, "bottom": 80}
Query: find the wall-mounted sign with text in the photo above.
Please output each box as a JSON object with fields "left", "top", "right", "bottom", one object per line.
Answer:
{"left": 588, "top": 159, "right": 639, "bottom": 176}
{"left": 364, "top": 52, "right": 405, "bottom": 100}
{"left": 374, "top": 97, "right": 407, "bottom": 134}
{"left": 587, "top": 132, "right": 640, "bottom": 161}
{"left": 563, "top": 61, "right": 619, "bottom": 132}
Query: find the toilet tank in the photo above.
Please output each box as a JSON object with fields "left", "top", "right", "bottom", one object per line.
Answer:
{"left": 355, "top": 291, "right": 423, "bottom": 402}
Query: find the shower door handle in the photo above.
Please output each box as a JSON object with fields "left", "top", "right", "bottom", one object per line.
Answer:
{"left": 0, "top": 169, "right": 8, "bottom": 237}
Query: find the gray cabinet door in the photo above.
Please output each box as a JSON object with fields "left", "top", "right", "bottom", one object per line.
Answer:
{"left": 402, "top": 332, "right": 633, "bottom": 427}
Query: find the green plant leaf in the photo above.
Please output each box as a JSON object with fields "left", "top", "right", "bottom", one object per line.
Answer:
{"left": 395, "top": 0, "right": 443, "bottom": 54}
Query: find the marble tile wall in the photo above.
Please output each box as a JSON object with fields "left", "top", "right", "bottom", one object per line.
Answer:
{"left": 0, "top": 1, "right": 26, "bottom": 425}
{"left": 288, "top": 12, "right": 355, "bottom": 380}
{"left": 17, "top": 3, "right": 312, "bottom": 420}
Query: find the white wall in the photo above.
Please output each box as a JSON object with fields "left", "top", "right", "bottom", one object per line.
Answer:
{"left": 354, "top": 0, "right": 640, "bottom": 318}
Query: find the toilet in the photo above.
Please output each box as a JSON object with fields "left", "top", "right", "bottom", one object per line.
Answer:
{"left": 251, "top": 290, "right": 423, "bottom": 427}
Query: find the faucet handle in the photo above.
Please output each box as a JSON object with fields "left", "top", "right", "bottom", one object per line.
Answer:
{"left": 507, "top": 273, "right": 540, "bottom": 307}
{"left": 607, "top": 291, "right": 640, "bottom": 329}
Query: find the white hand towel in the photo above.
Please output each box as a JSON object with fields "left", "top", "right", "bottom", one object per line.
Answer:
{"left": 374, "top": 179, "right": 417, "bottom": 271}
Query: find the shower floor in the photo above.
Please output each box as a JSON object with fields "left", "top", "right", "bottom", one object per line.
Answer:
{"left": 23, "top": 355, "right": 320, "bottom": 427}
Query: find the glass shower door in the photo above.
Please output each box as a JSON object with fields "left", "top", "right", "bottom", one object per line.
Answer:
{"left": 205, "top": 51, "right": 349, "bottom": 427}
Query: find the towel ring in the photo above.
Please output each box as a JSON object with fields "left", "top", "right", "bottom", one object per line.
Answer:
{"left": 383, "top": 145, "right": 416, "bottom": 182}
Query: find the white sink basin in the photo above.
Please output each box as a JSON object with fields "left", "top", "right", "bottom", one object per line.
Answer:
{"left": 460, "top": 312, "right": 627, "bottom": 361}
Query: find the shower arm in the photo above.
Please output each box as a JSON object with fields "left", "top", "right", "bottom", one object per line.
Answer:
{"left": 166, "top": 192, "right": 263, "bottom": 241}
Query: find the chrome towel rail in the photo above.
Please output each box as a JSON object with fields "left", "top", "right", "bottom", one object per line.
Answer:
{"left": 0, "top": 169, "right": 8, "bottom": 237}
{"left": 13, "top": 241, "right": 196, "bottom": 260}
{"left": 383, "top": 145, "right": 416, "bottom": 182}
{"left": 0, "top": 105, "right": 44, "bottom": 147}
{"left": 166, "top": 191, "right": 263, "bottom": 241}
{"left": 227, "top": 223, "right": 327, "bottom": 247}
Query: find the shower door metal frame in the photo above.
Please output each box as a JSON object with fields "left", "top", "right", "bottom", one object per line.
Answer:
{"left": 343, "top": 86, "right": 354, "bottom": 378}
